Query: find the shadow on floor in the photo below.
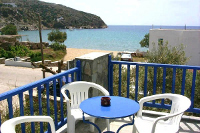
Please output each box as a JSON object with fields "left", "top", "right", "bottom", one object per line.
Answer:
{"left": 75, "top": 117, "right": 133, "bottom": 133}
{"left": 74, "top": 116, "right": 200, "bottom": 133}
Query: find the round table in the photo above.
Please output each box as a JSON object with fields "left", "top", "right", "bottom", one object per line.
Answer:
{"left": 80, "top": 96, "right": 140, "bottom": 133}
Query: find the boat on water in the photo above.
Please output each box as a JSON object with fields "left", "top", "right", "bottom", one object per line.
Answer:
{"left": 69, "top": 27, "right": 74, "bottom": 31}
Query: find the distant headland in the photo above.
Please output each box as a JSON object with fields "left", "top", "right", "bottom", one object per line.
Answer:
{"left": 0, "top": 0, "right": 107, "bottom": 31}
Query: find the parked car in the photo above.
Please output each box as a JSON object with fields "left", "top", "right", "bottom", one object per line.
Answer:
{"left": 121, "top": 53, "right": 133, "bottom": 61}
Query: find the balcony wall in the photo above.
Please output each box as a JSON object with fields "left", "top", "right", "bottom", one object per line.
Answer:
{"left": 75, "top": 52, "right": 109, "bottom": 88}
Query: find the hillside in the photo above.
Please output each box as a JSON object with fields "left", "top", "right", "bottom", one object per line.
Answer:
{"left": 0, "top": 0, "right": 107, "bottom": 30}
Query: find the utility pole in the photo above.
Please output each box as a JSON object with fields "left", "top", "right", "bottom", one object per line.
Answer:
{"left": 38, "top": 14, "right": 45, "bottom": 78}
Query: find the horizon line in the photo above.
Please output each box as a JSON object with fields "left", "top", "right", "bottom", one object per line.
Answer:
{"left": 107, "top": 24, "right": 200, "bottom": 27}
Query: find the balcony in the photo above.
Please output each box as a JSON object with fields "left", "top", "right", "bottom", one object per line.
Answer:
{"left": 0, "top": 53, "right": 199, "bottom": 133}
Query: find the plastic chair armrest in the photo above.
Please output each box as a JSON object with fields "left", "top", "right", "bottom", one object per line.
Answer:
{"left": 1, "top": 116, "right": 56, "bottom": 133}
{"left": 151, "top": 111, "right": 184, "bottom": 133}
{"left": 101, "top": 88, "right": 110, "bottom": 96}
{"left": 61, "top": 88, "right": 71, "bottom": 115}
{"left": 137, "top": 96, "right": 157, "bottom": 117}
{"left": 139, "top": 94, "right": 170, "bottom": 104}
{"left": 137, "top": 94, "right": 171, "bottom": 117}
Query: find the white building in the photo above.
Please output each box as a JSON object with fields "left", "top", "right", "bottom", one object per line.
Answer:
{"left": 149, "top": 29, "right": 200, "bottom": 66}
{"left": 3, "top": 3, "right": 17, "bottom": 7}
{"left": 57, "top": 17, "right": 64, "bottom": 22}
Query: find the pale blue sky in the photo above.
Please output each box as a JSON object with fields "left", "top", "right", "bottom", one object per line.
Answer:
{"left": 40, "top": 0, "right": 200, "bottom": 26}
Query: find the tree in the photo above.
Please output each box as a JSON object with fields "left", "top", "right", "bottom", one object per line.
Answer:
{"left": 1, "top": 24, "right": 18, "bottom": 35}
{"left": 139, "top": 33, "right": 149, "bottom": 48}
{"left": 146, "top": 42, "right": 188, "bottom": 65}
{"left": 138, "top": 42, "right": 189, "bottom": 95}
{"left": 48, "top": 29, "right": 67, "bottom": 43}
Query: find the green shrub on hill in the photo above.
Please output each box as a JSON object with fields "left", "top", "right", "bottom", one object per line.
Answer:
{"left": 0, "top": 45, "right": 31, "bottom": 58}
{"left": 0, "top": 44, "right": 66, "bottom": 62}
{"left": 29, "top": 48, "right": 66, "bottom": 62}
{"left": 0, "top": 48, "right": 8, "bottom": 58}
{"left": 50, "top": 42, "right": 66, "bottom": 51}
{"left": 28, "top": 52, "right": 42, "bottom": 62}
{"left": 1, "top": 24, "right": 18, "bottom": 35}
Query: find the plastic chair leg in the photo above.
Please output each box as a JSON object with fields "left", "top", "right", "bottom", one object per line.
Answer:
{"left": 132, "top": 124, "right": 137, "bottom": 133}
{"left": 106, "top": 119, "right": 110, "bottom": 131}
{"left": 67, "top": 116, "right": 76, "bottom": 133}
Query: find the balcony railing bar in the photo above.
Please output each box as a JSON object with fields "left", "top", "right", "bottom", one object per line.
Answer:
{"left": 109, "top": 55, "right": 200, "bottom": 114}
{"left": 181, "top": 69, "right": 186, "bottom": 95}
{"left": 0, "top": 67, "right": 79, "bottom": 101}
{"left": 144, "top": 66, "right": 148, "bottom": 97}
{"left": 118, "top": 64, "right": 122, "bottom": 96}
{"left": 191, "top": 69, "right": 196, "bottom": 110}
{"left": 29, "top": 88, "right": 35, "bottom": 132}
{"left": 172, "top": 68, "right": 176, "bottom": 93}
{"left": 112, "top": 60, "right": 200, "bottom": 70}
{"left": 0, "top": 61, "right": 81, "bottom": 132}
{"left": 135, "top": 65, "right": 139, "bottom": 101}
{"left": 127, "top": 64, "right": 130, "bottom": 98}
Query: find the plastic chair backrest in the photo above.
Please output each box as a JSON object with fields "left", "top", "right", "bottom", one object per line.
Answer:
{"left": 61, "top": 81, "right": 109, "bottom": 109}
{"left": 167, "top": 94, "right": 191, "bottom": 125}
{"left": 138, "top": 94, "right": 191, "bottom": 126}
{"left": 1, "top": 116, "right": 56, "bottom": 133}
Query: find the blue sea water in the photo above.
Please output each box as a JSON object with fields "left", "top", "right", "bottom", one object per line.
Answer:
{"left": 18, "top": 25, "right": 200, "bottom": 52}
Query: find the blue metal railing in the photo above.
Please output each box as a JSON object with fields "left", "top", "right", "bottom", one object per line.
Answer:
{"left": 108, "top": 55, "right": 200, "bottom": 114}
{"left": 1, "top": 54, "right": 200, "bottom": 132}
{"left": 0, "top": 60, "right": 81, "bottom": 133}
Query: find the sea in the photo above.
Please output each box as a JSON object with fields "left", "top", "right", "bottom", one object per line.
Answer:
{"left": 18, "top": 25, "right": 200, "bottom": 52}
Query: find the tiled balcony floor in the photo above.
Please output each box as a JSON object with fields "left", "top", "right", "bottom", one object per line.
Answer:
{"left": 74, "top": 116, "right": 200, "bottom": 133}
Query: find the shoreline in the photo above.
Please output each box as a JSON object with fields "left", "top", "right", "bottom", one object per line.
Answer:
{"left": 63, "top": 48, "right": 119, "bottom": 61}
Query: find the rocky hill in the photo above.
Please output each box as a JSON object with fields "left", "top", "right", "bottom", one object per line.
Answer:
{"left": 0, "top": 0, "right": 107, "bottom": 30}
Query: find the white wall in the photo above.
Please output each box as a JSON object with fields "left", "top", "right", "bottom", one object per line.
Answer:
{"left": 149, "top": 29, "right": 200, "bottom": 66}
{"left": 5, "top": 58, "right": 32, "bottom": 68}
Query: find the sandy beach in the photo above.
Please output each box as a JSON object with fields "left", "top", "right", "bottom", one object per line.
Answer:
{"left": 63, "top": 48, "right": 119, "bottom": 61}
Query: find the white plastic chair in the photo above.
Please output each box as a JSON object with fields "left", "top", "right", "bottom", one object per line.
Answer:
{"left": 133, "top": 93, "right": 191, "bottom": 133}
{"left": 61, "top": 81, "right": 110, "bottom": 133}
{"left": 1, "top": 116, "right": 57, "bottom": 133}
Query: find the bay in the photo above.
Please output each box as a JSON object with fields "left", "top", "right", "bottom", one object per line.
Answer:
{"left": 18, "top": 25, "right": 200, "bottom": 52}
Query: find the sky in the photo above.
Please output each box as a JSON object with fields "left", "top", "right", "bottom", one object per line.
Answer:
{"left": 40, "top": 0, "right": 200, "bottom": 26}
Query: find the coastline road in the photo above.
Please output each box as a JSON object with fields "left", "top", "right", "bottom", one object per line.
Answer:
{"left": 0, "top": 64, "right": 53, "bottom": 94}
{"left": 0, "top": 48, "right": 119, "bottom": 94}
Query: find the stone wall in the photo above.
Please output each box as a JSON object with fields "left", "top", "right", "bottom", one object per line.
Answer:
{"left": 0, "top": 35, "right": 16, "bottom": 43}
{"left": 19, "top": 41, "right": 49, "bottom": 50}
{"left": 0, "top": 58, "right": 5, "bottom": 64}
{"left": 75, "top": 52, "right": 109, "bottom": 96}
{"left": 0, "top": 35, "right": 49, "bottom": 50}
{"left": 33, "top": 60, "right": 67, "bottom": 69}
{"left": 0, "top": 35, "right": 17, "bottom": 50}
